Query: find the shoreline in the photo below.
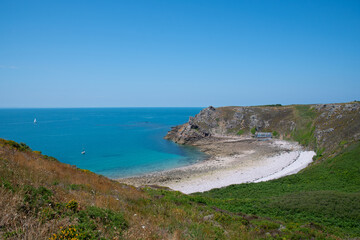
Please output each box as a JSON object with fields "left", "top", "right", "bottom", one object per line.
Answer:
{"left": 117, "top": 137, "right": 315, "bottom": 194}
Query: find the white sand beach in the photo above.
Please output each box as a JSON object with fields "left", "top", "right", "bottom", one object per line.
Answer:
{"left": 118, "top": 139, "right": 315, "bottom": 194}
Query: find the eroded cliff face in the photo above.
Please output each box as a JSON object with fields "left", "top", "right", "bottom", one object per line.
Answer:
{"left": 165, "top": 102, "right": 360, "bottom": 154}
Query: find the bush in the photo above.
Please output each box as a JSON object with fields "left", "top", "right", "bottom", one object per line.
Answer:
{"left": 43, "top": 155, "right": 59, "bottom": 162}
{"left": 22, "top": 186, "right": 53, "bottom": 214}
{"left": 79, "top": 169, "right": 92, "bottom": 174}
{"left": 48, "top": 204, "right": 128, "bottom": 239}
{"left": 4, "top": 140, "right": 31, "bottom": 151}
{"left": 66, "top": 199, "right": 79, "bottom": 212}
{"left": 85, "top": 206, "right": 128, "bottom": 230}
{"left": 250, "top": 127, "right": 256, "bottom": 135}
{"left": 1, "top": 178, "right": 15, "bottom": 192}
{"left": 49, "top": 225, "right": 92, "bottom": 240}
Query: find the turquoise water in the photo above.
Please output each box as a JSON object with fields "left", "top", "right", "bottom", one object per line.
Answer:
{"left": 0, "top": 108, "right": 206, "bottom": 178}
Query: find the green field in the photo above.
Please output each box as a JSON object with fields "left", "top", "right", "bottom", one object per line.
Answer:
{"left": 195, "top": 141, "right": 360, "bottom": 237}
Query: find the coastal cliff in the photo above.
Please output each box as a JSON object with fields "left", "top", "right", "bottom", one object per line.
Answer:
{"left": 165, "top": 102, "right": 360, "bottom": 155}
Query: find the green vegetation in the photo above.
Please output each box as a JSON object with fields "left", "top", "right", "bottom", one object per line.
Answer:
{"left": 43, "top": 154, "right": 59, "bottom": 162}
{"left": 3, "top": 140, "right": 31, "bottom": 151}
{"left": 1, "top": 178, "right": 15, "bottom": 192}
{"left": 263, "top": 104, "right": 282, "bottom": 107}
{"left": 68, "top": 184, "right": 82, "bottom": 190}
{"left": 236, "top": 129, "right": 244, "bottom": 135}
{"left": 313, "top": 147, "right": 325, "bottom": 160}
{"left": 3, "top": 229, "right": 23, "bottom": 240}
{"left": 250, "top": 127, "right": 256, "bottom": 135}
{"left": 22, "top": 185, "right": 53, "bottom": 214}
{"left": 197, "top": 141, "right": 360, "bottom": 237}
{"left": 291, "top": 105, "right": 317, "bottom": 148}
{"left": 272, "top": 130, "right": 279, "bottom": 137}
{"left": 47, "top": 200, "right": 128, "bottom": 240}
{"left": 2, "top": 181, "right": 128, "bottom": 239}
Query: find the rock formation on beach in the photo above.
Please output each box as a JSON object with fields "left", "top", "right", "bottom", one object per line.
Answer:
{"left": 165, "top": 102, "right": 360, "bottom": 155}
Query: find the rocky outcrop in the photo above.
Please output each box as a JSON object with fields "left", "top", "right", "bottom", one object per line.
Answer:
{"left": 165, "top": 105, "right": 295, "bottom": 143}
{"left": 165, "top": 102, "right": 360, "bottom": 155}
{"left": 164, "top": 106, "right": 216, "bottom": 144}
{"left": 313, "top": 103, "right": 360, "bottom": 153}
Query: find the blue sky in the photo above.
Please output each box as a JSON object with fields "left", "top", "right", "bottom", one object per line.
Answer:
{"left": 1, "top": 0, "right": 359, "bottom": 107}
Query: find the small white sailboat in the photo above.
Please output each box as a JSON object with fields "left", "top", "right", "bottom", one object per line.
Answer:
{"left": 81, "top": 150, "right": 86, "bottom": 155}
{"left": 34, "top": 118, "right": 37, "bottom": 124}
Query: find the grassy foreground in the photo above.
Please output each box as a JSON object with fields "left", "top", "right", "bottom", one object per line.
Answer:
{"left": 196, "top": 141, "right": 360, "bottom": 238}
{"left": 0, "top": 138, "right": 359, "bottom": 239}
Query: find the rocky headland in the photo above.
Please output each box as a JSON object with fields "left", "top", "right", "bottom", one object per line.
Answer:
{"left": 165, "top": 102, "right": 360, "bottom": 156}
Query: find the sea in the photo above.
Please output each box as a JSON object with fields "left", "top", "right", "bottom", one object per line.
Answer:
{"left": 0, "top": 108, "right": 207, "bottom": 178}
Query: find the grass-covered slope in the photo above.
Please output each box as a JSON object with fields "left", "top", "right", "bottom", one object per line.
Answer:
{"left": 0, "top": 139, "right": 341, "bottom": 240}
{"left": 196, "top": 141, "right": 360, "bottom": 237}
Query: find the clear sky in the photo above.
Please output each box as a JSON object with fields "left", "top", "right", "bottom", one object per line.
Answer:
{"left": 1, "top": 0, "right": 359, "bottom": 107}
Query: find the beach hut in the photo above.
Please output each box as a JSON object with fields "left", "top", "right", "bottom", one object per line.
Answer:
{"left": 255, "top": 132, "right": 272, "bottom": 138}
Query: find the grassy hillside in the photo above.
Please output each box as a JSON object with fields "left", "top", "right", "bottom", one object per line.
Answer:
{"left": 0, "top": 139, "right": 342, "bottom": 240}
{"left": 196, "top": 141, "right": 360, "bottom": 238}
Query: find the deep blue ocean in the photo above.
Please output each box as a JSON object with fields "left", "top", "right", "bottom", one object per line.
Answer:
{"left": 0, "top": 108, "right": 206, "bottom": 178}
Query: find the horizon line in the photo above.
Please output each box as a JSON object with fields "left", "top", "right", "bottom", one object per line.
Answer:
{"left": 0, "top": 101, "right": 358, "bottom": 109}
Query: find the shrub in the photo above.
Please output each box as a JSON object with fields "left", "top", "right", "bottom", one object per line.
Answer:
{"left": 250, "top": 127, "right": 256, "bottom": 135}
{"left": 49, "top": 225, "right": 92, "bottom": 240}
{"left": 79, "top": 169, "right": 91, "bottom": 174}
{"left": 22, "top": 185, "right": 53, "bottom": 214}
{"left": 66, "top": 199, "right": 79, "bottom": 212}
{"left": 19, "top": 142, "right": 30, "bottom": 151}
{"left": 43, "top": 155, "right": 59, "bottom": 162}
{"left": 4, "top": 140, "right": 31, "bottom": 151}
{"left": 85, "top": 206, "right": 128, "bottom": 230}
{"left": 1, "top": 178, "right": 15, "bottom": 192}
{"left": 39, "top": 207, "right": 56, "bottom": 223}
{"left": 214, "top": 212, "right": 233, "bottom": 225}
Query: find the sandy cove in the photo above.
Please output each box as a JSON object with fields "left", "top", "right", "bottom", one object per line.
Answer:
{"left": 117, "top": 137, "right": 315, "bottom": 194}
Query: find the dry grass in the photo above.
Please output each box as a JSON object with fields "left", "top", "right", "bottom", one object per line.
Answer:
{"left": 0, "top": 139, "right": 339, "bottom": 239}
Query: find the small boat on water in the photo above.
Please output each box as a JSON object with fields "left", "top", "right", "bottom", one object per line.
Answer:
{"left": 34, "top": 118, "right": 37, "bottom": 124}
{"left": 81, "top": 150, "right": 86, "bottom": 155}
